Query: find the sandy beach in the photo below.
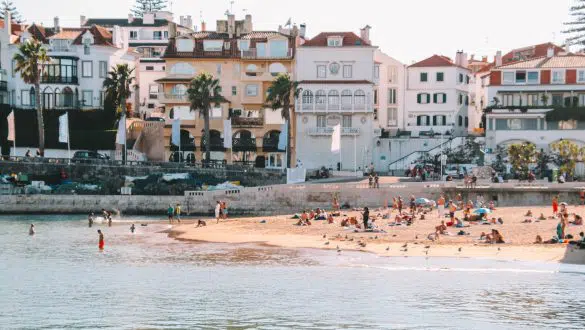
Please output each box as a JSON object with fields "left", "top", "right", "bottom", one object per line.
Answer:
{"left": 169, "top": 205, "right": 585, "bottom": 264}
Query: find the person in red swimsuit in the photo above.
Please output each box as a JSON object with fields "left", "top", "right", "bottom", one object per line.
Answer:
{"left": 98, "top": 230, "right": 104, "bottom": 250}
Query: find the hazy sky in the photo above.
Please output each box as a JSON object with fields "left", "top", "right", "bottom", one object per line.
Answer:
{"left": 15, "top": 0, "right": 574, "bottom": 63}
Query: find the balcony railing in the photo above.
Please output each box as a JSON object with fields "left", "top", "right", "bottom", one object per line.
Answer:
{"left": 241, "top": 48, "right": 293, "bottom": 59}
{"left": 262, "top": 137, "right": 283, "bottom": 152}
{"left": 158, "top": 93, "right": 188, "bottom": 103}
{"left": 40, "top": 76, "right": 78, "bottom": 85}
{"left": 232, "top": 116, "right": 264, "bottom": 127}
{"left": 232, "top": 138, "right": 257, "bottom": 152}
{"left": 307, "top": 127, "right": 361, "bottom": 136}
{"left": 299, "top": 102, "right": 371, "bottom": 112}
{"left": 200, "top": 137, "right": 226, "bottom": 152}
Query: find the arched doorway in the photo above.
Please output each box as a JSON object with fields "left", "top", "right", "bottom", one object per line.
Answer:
{"left": 263, "top": 130, "right": 284, "bottom": 168}
{"left": 200, "top": 129, "right": 226, "bottom": 164}
{"left": 42, "top": 86, "right": 53, "bottom": 110}
{"left": 232, "top": 130, "right": 257, "bottom": 165}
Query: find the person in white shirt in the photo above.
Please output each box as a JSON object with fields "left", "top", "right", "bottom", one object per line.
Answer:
{"left": 215, "top": 201, "right": 221, "bottom": 224}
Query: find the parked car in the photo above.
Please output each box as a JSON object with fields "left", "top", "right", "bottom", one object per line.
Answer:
{"left": 71, "top": 151, "right": 110, "bottom": 163}
{"left": 145, "top": 117, "right": 165, "bottom": 122}
{"left": 444, "top": 164, "right": 477, "bottom": 179}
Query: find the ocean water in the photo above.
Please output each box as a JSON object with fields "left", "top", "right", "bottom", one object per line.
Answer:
{"left": 1, "top": 215, "right": 584, "bottom": 330}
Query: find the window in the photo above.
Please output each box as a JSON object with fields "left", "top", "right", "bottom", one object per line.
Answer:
{"left": 82, "top": 61, "right": 93, "bottom": 77}
{"left": 552, "top": 93, "right": 563, "bottom": 106}
{"left": 82, "top": 90, "right": 93, "bottom": 107}
{"left": 515, "top": 71, "right": 526, "bottom": 83}
{"left": 559, "top": 120, "right": 577, "bottom": 130}
{"left": 465, "top": 95, "right": 469, "bottom": 106}
{"left": 11, "top": 90, "right": 15, "bottom": 106}
{"left": 503, "top": 72, "right": 514, "bottom": 84}
{"left": 257, "top": 43, "right": 267, "bottom": 57}
{"left": 343, "top": 65, "right": 352, "bottom": 78}
{"left": 203, "top": 40, "right": 223, "bottom": 51}
{"left": 315, "top": 90, "right": 326, "bottom": 108}
{"left": 502, "top": 94, "right": 513, "bottom": 106}
{"left": 373, "top": 89, "right": 378, "bottom": 104}
{"left": 232, "top": 86, "right": 237, "bottom": 96}
{"left": 579, "top": 94, "right": 585, "bottom": 106}
{"left": 433, "top": 115, "right": 446, "bottom": 126}
{"left": 21, "top": 89, "right": 31, "bottom": 106}
{"left": 84, "top": 44, "right": 90, "bottom": 55}
{"left": 388, "top": 88, "right": 396, "bottom": 104}
{"left": 458, "top": 94, "right": 463, "bottom": 105}
{"left": 246, "top": 84, "right": 258, "bottom": 96}
{"left": 99, "top": 61, "right": 107, "bottom": 78}
{"left": 153, "top": 31, "right": 163, "bottom": 40}
{"left": 328, "top": 90, "right": 340, "bottom": 108}
{"left": 149, "top": 84, "right": 159, "bottom": 99}
{"left": 434, "top": 93, "right": 446, "bottom": 104}
{"left": 238, "top": 40, "right": 250, "bottom": 51}
{"left": 387, "top": 108, "right": 397, "bottom": 126}
{"left": 342, "top": 115, "right": 352, "bottom": 128}
{"left": 436, "top": 72, "right": 444, "bottom": 82}
{"left": 145, "top": 66, "right": 154, "bottom": 71}
{"left": 466, "top": 75, "right": 470, "bottom": 84}
{"left": 507, "top": 119, "right": 522, "bottom": 130}
{"left": 458, "top": 115, "right": 463, "bottom": 126}
{"left": 317, "top": 65, "right": 327, "bottom": 78}
{"left": 459, "top": 73, "right": 464, "bottom": 83}
{"left": 417, "top": 93, "right": 430, "bottom": 104}
{"left": 216, "top": 64, "right": 222, "bottom": 74}
{"left": 578, "top": 70, "right": 585, "bottom": 83}
{"left": 388, "top": 66, "right": 397, "bottom": 83}
{"left": 269, "top": 40, "right": 287, "bottom": 57}
{"left": 317, "top": 115, "right": 326, "bottom": 127}
{"left": 417, "top": 115, "right": 430, "bottom": 126}
{"left": 129, "top": 31, "right": 138, "bottom": 40}
{"left": 171, "top": 84, "right": 187, "bottom": 95}
{"left": 354, "top": 90, "right": 365, "bottom": 108}
{"left": 302, "top": 90, "right": 314, "bottom": 106}
{"left": 147, "top": 103, "right": 155, "bottom": 109}
{"left": 341, "top": 90, "right": 352, "bottom": 108}
{"left": 170, "top": 62, "right": 195, "bottom": 75}
{"left": 164, "top": 31, "right": 169, "bottom": 39}
{"left": 176, "top": 39, "right": 194, "bottom": 52}
{"left": 552, "top": 70, "right": 564, "bottom": 84}
{"left": 374, "top": 65, "right": 380, "bottom": 79}
{"left": 527, "top": 71, "right": 539, "bottom": 84}
{"left": 327, "top": 37, "right": 342, "bottom": 47}
{"left": 420, "top": 72, "right": 428, "bottom": 82}
{"left": 269, "top": 63, "right": 287, "bottom": 76}
{"left": 245, "top": 64, "right": 258, "bottom": 76}
{"left": 465, "top": 116, "right": 469, "bottom": 128}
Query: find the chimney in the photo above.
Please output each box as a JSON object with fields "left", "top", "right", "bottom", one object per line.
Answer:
{"left": 482, "top": 56, "right": 488, "bottom": 63}
{"left": 546, "top": 46, "right": 555, "bottom": 58}
{"left": 299, "top": 23, "right": 306, "bottom": 38}
{"left": 455, "top": 51, "right": 462, "bottom": 66}
{"left": 360, "top": 25, "right": 371, "bottom": 44}
{"left": 186, "top": 15, "right": 193, "bottom": 30}
{"left": 227, "top": 14, "right": 235, "bottom": 38}
{"left": 179, "top": 15, "right": 184, "bottom": 25}
{"left": 244, "top": 14, "right": 252, "bottom": 33}
{"left": 54, "top": 16, "right": 60, "bottom": 32}
{"left": 80, "top": 15, "right": 87, "bottom": 27}
{"left": 128, "top": 14, "right": 134, "bottom": 24}
{"left": 495, "top": 51, "right": 502, "bottom": 67}
{"left": 461, "top": 52, "right": 469, "bottom": 68}
{"left": 201, "top": 21, "right": 206, "bottom": 32}
{"left": 292, "top": 24, "right": 299, "bottom": 37}
{"left": 168, "top": 22, "right": 177, "bottom": 39}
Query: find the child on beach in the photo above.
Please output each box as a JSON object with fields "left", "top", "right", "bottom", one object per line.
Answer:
{"left": 98, "top": 230, "right": 104, "bottom": 250}
{"left": 437, "top": 195, "right": 445, "bottom": 219}
{"left": 552, "top": 196, "right": 559, "bottom": 215}
{"left": 215, "top": 201, "right": 221, "bottom": 224}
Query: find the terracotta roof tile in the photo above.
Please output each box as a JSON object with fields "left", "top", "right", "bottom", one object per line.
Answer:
{"left": 48, "top": 29, "right": 82, "bottom": 40}
{"left": 496, "top": 55, "right": 585, "bottom": 69}
{"left": 301, "top": 32, "right": 371, "bottom": 47}
{"left": 409, "top": 54, "right": 458, "bottom": 68}
{"left": 502, "top": 42, "right": 564, "bottom": 63}
{"left": 72, "top": 25, "right": 114, "bottom": 46}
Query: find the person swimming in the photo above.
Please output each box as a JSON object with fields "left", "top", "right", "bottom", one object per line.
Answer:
{"left": 29, "top": 224, "right": 35, "bottom": 236}
{"left": 88, "top": 213, "right": 94, "bottom": 228}
{"left": 130, "top": 224, "right": 136, "bottom": 233}
{"left": 98, "top": 230, "right": 104, "bottom": 250}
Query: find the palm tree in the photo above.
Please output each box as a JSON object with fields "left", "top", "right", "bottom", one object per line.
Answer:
{"left": 103, "top": 64, "right": 135, "bottom": 119}
{"left": 266, "top": 73, "right": 300, "bottom": 168}
{"left": 187, "top": 72, "right": 224, "bottom": 164}
{"left": 13, "top": 39, "right": 50, "bottom": 156}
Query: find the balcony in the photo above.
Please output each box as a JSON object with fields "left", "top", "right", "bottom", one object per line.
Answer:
{"left": 232, "top": 137, "right": 257, "bottom": 152}
{"left": 41, "top": 76, "right": 79, "bottom": 85}
{"left": 307, "top": 127, "right": 361, "bottom": 136}
{"left": 200, "top": 137, "right": 225, "bottom": 152}
{"left": 299, "top": 102, "right": 372, "bottom": 113}
{"left": 158, "top": 93, "right": 188, "bottom": 103}
{"left": 262, "top": 136, "right": 283, "bottom": 152}
{"left": 241, "top": 48, "right": 294, "bottom": 60}
{"left": 231, "top": 116, "right": 264, "bottom": 128}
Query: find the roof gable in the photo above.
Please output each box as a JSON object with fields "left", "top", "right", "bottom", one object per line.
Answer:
{"left": 301, "top": 32, "right": 371, "bottom": 47}
{"left": 409, "top": 54, "right": 457, "bottom": 68}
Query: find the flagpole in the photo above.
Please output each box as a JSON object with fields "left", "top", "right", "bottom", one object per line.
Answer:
{"left": 12, "top": 112, "right": 16, "bottom": 159}
{"left": 354, "top": 134, "right": 357, "bottom": 177}
{"left": 67, "top": 116, "right": 71, "bottom": 165}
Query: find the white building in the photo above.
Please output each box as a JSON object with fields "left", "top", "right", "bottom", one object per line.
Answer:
{"left": 295, "top": 27, "right": 376, "bottom": 171}
{"left": 82, "top": 11, "right": 193, "bottom": 118}
{"left": 1, "top": 16, "right": 136, "bottom": 111}
{"left": 405, "top": 53, "right": 471, "bottom": 137}
{"left": 373, "top": 49, "right": 406, "bottom": 133}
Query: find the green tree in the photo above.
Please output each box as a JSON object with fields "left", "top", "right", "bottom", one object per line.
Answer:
{"left": 0, "top": 1, "right": 23, "bottom": 23}
{"left": 13, "top": 40, "right": 50, "bottom": 156}
{"left": 507, "top": 142, "right": 537, "bottom": 179}
{"left": 266, "top": 73, "right": 300, "bottom": 168}
{"left": 491, "top": 145, "right": 507, "bottom": 174}
{"left": 551, "top": 140, "right": 585, "bottom": 178}
{"left": 131, "top": 0, "right": 167, "bottom": 17}
{"left": 564, "top": 0, "right": 585, "bottom": 48}
{"left": 535, "top": 149, "right": 551, "bottom": 178}
{"left": 103, "top": 64, "right": 135, "bottom": 120}
{"left": 187, "top": 72, "right": 224, "bottom": 163}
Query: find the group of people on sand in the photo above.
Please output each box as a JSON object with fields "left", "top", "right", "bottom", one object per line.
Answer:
{"left": 295, "top": 208, "right": 336, "bottom": 226}
{"left": 214, "top": 201, "right": 228, "bottom": 223}
{"left": 167, "top": 204, "right": 182, "bottom": 224}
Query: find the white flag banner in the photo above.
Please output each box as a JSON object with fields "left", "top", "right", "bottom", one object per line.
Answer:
{"left": 223, "top": 119, "right": 233, "bottom": 148}
{"left": 171, "top": 118, "right": 181, "bottom": 146}
{"left": 7, "top": 111, "right": 15, "bottom": 142}
{"left": 116, "top": 116, "right": 126, "bottom": 145}
{"left": 58, "top": 113, "right": 69, "bottom": 143}
{"left": 278, "top": 121, "right": 287, "bottom": 151}
{"left": 331, "top": 124, "right": 341, "bottom": 153}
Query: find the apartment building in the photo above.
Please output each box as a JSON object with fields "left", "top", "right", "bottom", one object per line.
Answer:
{"left": 405, "top": 53, "right": 471, "bottom": 137}
{"left": 82, "top": 11, "right": 193, "bottom": 118}
{"left": 158, "top": 14, "right": 296, "bottom": 167}
{"left": 373, "top": 49, "right": 406, "bottom": 133}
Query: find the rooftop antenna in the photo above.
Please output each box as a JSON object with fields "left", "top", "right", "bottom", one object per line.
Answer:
{"left": 169, "top": 0, "right": 173, "bottom": 13}
{"left": 230, "top": 0, "right": 235, "bottom": 13}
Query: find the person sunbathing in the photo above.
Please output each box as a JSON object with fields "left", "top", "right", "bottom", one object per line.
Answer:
{"left": 571, "top": 214, "right": 583, "bottom": 226}
{"left": 538, "top": 213, "right": 547, "bottom": 220}
{"left": 196, "top": 220, "right": 207, "bottom": 227}
{"left": 435, "top": 221, "right": 447, "bottom": 236}
{"left": 525, "top": 210, "right": 533, "bottom": 217}
{"left": 534, "top": 235, "right": 543, "bottom": 244}
{"left": 327, "top": 214, "right": 335, "bottom": 224}
{"left": 485, "top": 229, "right": 505, "bottom": 244}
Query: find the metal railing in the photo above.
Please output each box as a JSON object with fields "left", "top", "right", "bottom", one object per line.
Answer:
{"left": 231, "top": 116, "right": 264, "bottom": 127}
{"left": 307, "top": 127, "right": 361, "bottom": 135}
{"left": 241, "top": 48, "right": 293, "bottom": 59}
{"left": 232, "top": 138, "right": 257, "bottom": 151}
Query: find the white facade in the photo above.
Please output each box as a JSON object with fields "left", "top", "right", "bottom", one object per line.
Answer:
{"left": 405, "top": 55, "right": 471, "bottom": 137}
{"left": 373, "top": 50, "right": 406, "bottom": 131}
{"left": 295, "top": 33, "right": 377, "bottom": 171}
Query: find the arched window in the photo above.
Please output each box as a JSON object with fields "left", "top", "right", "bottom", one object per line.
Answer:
{"left": 302, "top": 90, "right": 313, "bottom": 110}
{"left": 170, "top": 62, "right": 195, "bottom": 75}
{"left": 315, "top": 90, "right": 326, "bottom": 109}
{"left": 54, "top": 88, "right": 61, "bottom": 107}
{"left": 29, "top": 87, "right": 36, "bottom": 107}
{"left": 458, "top": 115, "right": 463, "bottom": 126}
{"left": 269, "top": 63, "right": 287, "bottom": 76}
{"left": 465, "top": 116, "right": 469, "bottom": 128}
{"left": 341, "top": 90, "right": 352, "bottom": 109}
{"left": 42, "top": 86, "right": 53, "bottom": 110}
{"left": 245, "top": 64, "right": 258, "bottom": 76}
{"left": 172, "top": 84, "right": 187, "bottom": 95}
{"left": 62, "top": 87, "right": 73, "bottom": 107}
{"left": 354, "top": 90, "right": 365, "bottom": 109}
{"left": 328, "top": 90, "right": 340, "bottom": 109}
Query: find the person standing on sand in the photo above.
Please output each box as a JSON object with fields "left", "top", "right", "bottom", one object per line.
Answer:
{"left": 175, "top": 204, "right": 182, "bottom": 223}
{"left": 552, "top": 195, "right": 559, "bottom": 215}
{"left": 88, "top": 213, "right": 94, "bottom": 228}
{"left": 98, "top": 230, "right": 104, "bottom": 250}
{"left": 437, "top": 195, "right": 445, "bottom": 219}
{"left": 215, "top": 201, "right": 222, "bottom": 224}
{"left": 130, "top": 224, "right": 136, "bottom": 233}
{"left": 579, "top": 190, "right": 585, "bottom": 207}
{"left": 167, "top": 205, "right": 174, "bottom": 224}
{"left": 363, "top": 207, "right": 370, "bottom": 230}
{"left": 29, "top": 224, "right": 35, "bottom": 236}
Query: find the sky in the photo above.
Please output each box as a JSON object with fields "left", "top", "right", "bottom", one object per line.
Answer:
{"left": 13, "top": 0, "right": 575, "bottom": 63}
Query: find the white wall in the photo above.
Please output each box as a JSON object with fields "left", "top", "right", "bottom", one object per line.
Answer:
{"left": 374, "top": 50, "right": 406, "bottom": 130}
{"left": 296, "top": 46, "right": 376, "bottom": 82}
{"left": 138, "top": 61, "right": 165, "bottom": 117}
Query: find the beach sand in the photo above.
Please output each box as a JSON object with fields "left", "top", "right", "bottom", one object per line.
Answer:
{"left": 169, "top": 205, "right": 585, "bottom": 264}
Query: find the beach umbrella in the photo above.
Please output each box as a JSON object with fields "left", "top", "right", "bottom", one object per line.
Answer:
{"left": 415, "top": 198, "right": 431, "bottom": 205}
{"left": 473, "top": 208, "right": 492, "bottom": 215}
{"left": 560, "top": 202, "right": 568, "bottom": 206}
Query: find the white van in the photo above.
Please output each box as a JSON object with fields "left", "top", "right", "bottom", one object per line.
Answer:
{"left": 444, "top": 164, "right": 477, "bottom": 179}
